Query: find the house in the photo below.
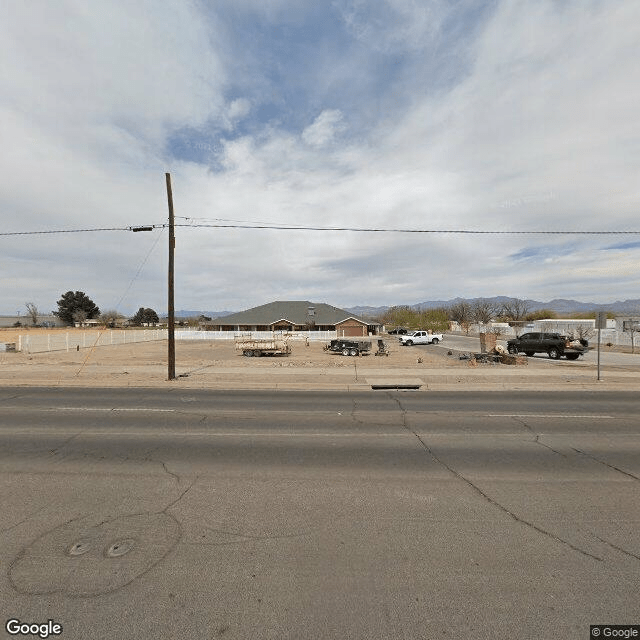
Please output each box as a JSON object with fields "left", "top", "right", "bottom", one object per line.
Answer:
{"left": 203, "top": 301, "right": 379, "bottom": 337}
{"left": 0, "top": 314, "right": 66, "bottom": 328}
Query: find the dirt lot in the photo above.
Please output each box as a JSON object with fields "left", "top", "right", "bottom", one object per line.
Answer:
{"left": 0, "top": 332, "right": 466, "bottom": 370}
{"left": 3, "top": 328, "right": 636, "bottom": 390}
{"left": 0, "top": 329, "right": 512, "bottom": 388}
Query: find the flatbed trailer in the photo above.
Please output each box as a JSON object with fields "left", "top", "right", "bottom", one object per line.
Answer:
{"left": 235, "top": 337, "right": 291, "bottom": 357}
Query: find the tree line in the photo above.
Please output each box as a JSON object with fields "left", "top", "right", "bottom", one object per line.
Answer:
{"left": 17, "top": 292, "right": 160, "bottom": 328}
{"left": 375, "top": 298, "right": 615, "bottom": 333}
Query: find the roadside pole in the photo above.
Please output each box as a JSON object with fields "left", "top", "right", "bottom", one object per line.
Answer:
{"left": 596, "top": 311, "right": 606, "bottom": 382}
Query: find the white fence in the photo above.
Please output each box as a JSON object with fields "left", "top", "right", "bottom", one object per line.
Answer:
{"left": 175, "top": 330, "right": 337, "bottom": 341}
{"left": 12, "top": 329, "right": 338, "bottom": 353}
{"left": 15, "top": 330, "right": 167, "bottom": 354}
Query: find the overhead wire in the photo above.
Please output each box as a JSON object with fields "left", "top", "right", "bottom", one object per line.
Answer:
{"left": 172, "top": 222, "right": 640, "bottom": 235}
{"left": 2, "top": 223, "right": 639, "bottom": 236}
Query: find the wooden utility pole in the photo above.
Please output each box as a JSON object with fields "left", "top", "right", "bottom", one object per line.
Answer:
{"left": 166, "top": 172, "right": 176, "bottom": 380}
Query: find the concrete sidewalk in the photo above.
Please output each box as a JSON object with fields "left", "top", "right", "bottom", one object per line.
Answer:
{"left": 1, "top": 359, "right": 638, "bottom": 391}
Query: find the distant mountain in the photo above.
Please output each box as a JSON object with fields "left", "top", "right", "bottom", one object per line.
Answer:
{"left": 345, "top": 305, "right": 390, "bottom": 318}
{"left": 347, "top": 297, "right": 640, "bottom": 318}
{"left": 172, "top": 298, "right": 640, "bottom": 321}
{"left": 174, "top": 310, "right": 236, "bottom": 319}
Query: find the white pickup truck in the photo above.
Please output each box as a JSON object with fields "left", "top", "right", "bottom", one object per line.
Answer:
{"left": 399, "top": 331, "right": 443, "bottom": 346}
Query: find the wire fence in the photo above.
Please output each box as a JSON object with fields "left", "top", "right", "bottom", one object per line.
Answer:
{"left": 14, "top": 329, "right": 167, "bottom": 354}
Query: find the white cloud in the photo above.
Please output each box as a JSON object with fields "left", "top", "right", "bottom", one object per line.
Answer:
{"left": 302, "top": 110, "right": 346, "bottom": 147}
{"left": 226, "top": 98, "right": 252, "bottom": 126}
{"left": 334, "top": 0, "right": 453, "bottom": 53}
{"left": 1, "top": 1, "right": 639, "bottom": 314}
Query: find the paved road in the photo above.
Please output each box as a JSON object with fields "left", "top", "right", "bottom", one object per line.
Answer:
{"left": 1, "top": 387, "right": 639, "bottom": 639}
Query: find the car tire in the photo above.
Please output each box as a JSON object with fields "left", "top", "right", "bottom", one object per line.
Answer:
{"left": 431, "top": 338, "right": 439, "bottom": 345}
{"left": 507, "top": 345, "right": 518, "bottom": 354}
{"left": 342, "top": 348, "right": 350, "bottom": 356}
{"left": 349, "top": 349, "right": 358, "bottom": 356}
{"left": 524, "top": 351, "right": 534, "bottom": 357}
{"left": 548, "top": 347, "right": 561, "bottom": 359}
{"left": 244, "top": 350, "right": 254, "bottom": 357}
{"left": 565, "top": 353, "right": 580, "bottom": 360}
{"left": 405, "top": 340, "right": 413, "bottom": 346}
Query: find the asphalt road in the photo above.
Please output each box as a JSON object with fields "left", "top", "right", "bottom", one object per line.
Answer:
{"left": 1, "top": 387, "right": 639, "bottom": 640}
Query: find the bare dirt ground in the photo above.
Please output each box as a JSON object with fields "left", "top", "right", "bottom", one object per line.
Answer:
{"left": 2, "top": 329, "right": 637, "bottom": 390}
{"left": 0, "top": 333, "right": 467, "bottom": 371}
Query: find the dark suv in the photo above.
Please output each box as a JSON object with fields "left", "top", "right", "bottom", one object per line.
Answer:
{"left": 506, "top": 332, "right": 589, "bottom": 360}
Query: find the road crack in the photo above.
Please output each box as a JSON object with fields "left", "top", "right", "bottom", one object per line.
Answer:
{"left": 0, "top": 505, "right": 48, "bottom": 534}
{"left": 163, "top": 477, "right": 198, "bottom": 513}
{"left": 589, "top": 533, "right": 640, "bottom": 562}
{"left": 513, "top": 417, "right": 566, "bottom": 457}
{"left": 572, "top": 448, "right": 640, "bottom": 482}
{"left": 49, "top": 431, "right": 85, "bottom": 459}
{"left": 388, "top": 393, "right": 602, "bottom": 562}
{"left": 533, "top": 435, "right": 566, "bottom": 458}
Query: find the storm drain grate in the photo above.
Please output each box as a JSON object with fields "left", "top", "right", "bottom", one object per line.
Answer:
{"left": 371, "top": 384, "right": 422, "bottom": 390}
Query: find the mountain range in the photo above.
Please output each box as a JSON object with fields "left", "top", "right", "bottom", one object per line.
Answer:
{"left": 177, "top": 297, "right": 640, "bottom": 320}
{"left": 346, "top": 297, "right": 640, "bottom": 318}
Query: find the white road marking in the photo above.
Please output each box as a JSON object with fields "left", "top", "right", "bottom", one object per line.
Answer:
{"left": 487, "top": 414, "right": 615, "bottom": 419}
{"left": 53, "top": 407, "right": 177, "bottom": 412}
{"left": 0, "top": 429, "right": 409, "bottom": 437}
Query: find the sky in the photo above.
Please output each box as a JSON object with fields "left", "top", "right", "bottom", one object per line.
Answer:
{"left": 2, "top": 0, "right": 639, "bottom": 317}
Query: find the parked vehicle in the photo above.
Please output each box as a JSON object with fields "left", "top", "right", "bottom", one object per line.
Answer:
{"left": 325, "top": 339, "right": 372, "bottom": 356}
{"left": 399, "top": 331, "right": 443, "bottom": 346}
{"left": 506, "top": 332, "right": 589, "bottom": 360}
{"left": 235, "top": 335, "right": 291, "bottom": 357}
{"left": 387, "top": 327, "right": 408, "bottom": 335}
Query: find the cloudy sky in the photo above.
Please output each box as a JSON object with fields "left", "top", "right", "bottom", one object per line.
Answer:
{"left": 2, "top": 0, "right": 639, "bottom": 316}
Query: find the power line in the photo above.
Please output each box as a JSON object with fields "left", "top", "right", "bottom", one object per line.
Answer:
{"left": 174, "top": 222, "right": 640, "bottom": 235}
{"left": 0, "top": 227, "right": 136, "bottom": 236}
{"left": 2, "top": 223, "right": 640, "bottom": 236}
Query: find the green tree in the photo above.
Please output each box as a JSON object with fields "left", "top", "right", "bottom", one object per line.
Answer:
{"left": 525, "top": 309, "right": 558, "bottom": 321}
{"left": 418, "top": 307, "right": 449, "bottom": 332}
{"left": 379, "top": 305, "right": 417, "bottom": 329}
{"left": 55, "top": 291, "right": 100, "bottom": 325}
{"left": 131, "top": 307, "right": 159, "bottom": 326}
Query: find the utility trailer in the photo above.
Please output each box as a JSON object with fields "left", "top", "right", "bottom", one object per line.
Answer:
{"left": 235, "top": 335, "right": 291, "bottom": 357}
{"left": 324, "top": 339, "right": 372, "bottom": 356}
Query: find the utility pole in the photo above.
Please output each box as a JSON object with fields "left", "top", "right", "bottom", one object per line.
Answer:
{"left": 166, "top": 172, "right": 176, "bottom": 380}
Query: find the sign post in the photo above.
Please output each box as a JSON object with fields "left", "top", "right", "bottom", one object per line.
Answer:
{"left": 595, "top": 312, "right": 607, "bottom": 382}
